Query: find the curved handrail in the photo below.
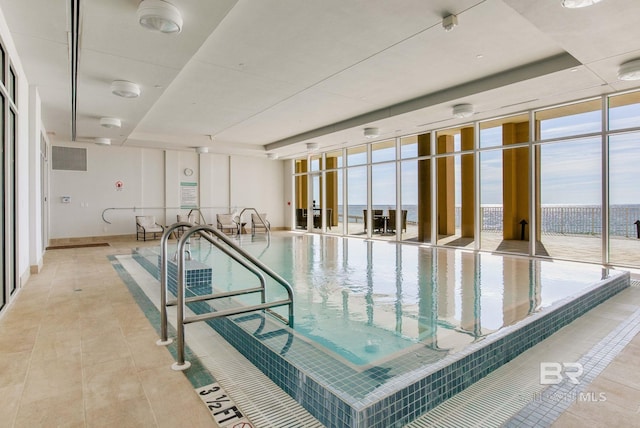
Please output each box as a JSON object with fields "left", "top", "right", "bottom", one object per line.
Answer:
{"left": 157, "top": 221, "right": 194, "bottom": 345}
{"left": 102, "top": 206, "right": 227, "bottom": 224}
{"left": 238, "top": 207, "right": 271, "bottom": 243}
{"left": 169, "top": 224, "right": 294, "bottom": 370}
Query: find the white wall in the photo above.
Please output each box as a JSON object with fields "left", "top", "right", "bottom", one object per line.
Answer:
{"left": 49, "top": 145, "right": 287, "bottom": 239}
{"left": 230, "top": 156, "right": 286, "bottom": 228}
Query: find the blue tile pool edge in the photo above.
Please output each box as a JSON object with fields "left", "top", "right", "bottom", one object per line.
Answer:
{"left": 201, "top": 271, "right": 630, "bottom": 428}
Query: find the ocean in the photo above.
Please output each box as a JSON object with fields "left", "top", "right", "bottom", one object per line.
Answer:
{"left": 334, "top": 204, "right": 640, "bottom": 238}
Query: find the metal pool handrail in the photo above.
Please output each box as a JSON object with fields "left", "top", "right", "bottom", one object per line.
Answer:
{"left": 159, "top": 223, "right": 294, "bottom": 371}
{"left": 237, "top": 207, "right": 270, "bottom": 242}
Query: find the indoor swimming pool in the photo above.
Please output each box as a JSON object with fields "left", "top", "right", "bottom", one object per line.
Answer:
{"left": 123, "top": 233, "right": 629, "bottom": 428}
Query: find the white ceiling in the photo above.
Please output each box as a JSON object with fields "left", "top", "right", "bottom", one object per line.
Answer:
{"left": 2, "top": 0, "right": 640, "bottom": 159}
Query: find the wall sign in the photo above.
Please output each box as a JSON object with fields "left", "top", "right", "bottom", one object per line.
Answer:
{"left": 180, "top": 182, "right": 198, "bottom": 208}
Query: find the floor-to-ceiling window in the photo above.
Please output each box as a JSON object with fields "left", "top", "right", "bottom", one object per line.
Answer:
{"left": 534, "top": 99, "right": 602, "bottom": 263}
{"left": 608, "top": 91, "right": 640, "bottom": 266}
{"left": 371, "top": 139, "right": 396, "bottom": 239}
{"left": 400, "top": 135, "right": 423, "bottom": 242}
{"left": 324, "top": 149, "right": 342, "bottom": 235}
{"left": 291, "top": 90, "right": 640, "bottom": 268}
{"left": 479, "top": 114, "right": 530, "bottom": 255}
{"left": 435, "top": 126, "right": 474, "bottom": 248}
{"left": 346, "top": 145, "right": 367, "bottom": 237}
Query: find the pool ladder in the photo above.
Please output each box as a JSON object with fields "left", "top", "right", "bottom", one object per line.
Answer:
{"left": 157, "top": 222, "right": 294, "bottom": 371}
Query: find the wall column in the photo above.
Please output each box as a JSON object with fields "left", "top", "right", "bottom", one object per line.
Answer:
{"left": 417, "top": 133, "right": 432, "bottom": 242}
{"left": 326, "top": 157, "right": 338, "bottom": 226}
{"left": 295, "top": 160, "right": 308, "bottom": 209}
{"left": 502, "top": 123, "right": 529, "bottom": 240}
{"left": 437, "top": 135, "right": 455, "bottom": 236}
{"left": 461, "top": 127, "right": 474, "bottom": 238}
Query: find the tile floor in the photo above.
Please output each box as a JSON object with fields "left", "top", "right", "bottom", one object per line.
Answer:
{"left": 0, "top": 235, "right": 638, "bottom": 427}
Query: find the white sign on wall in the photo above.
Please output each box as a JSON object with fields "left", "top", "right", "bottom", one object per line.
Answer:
{"left": 180, "top": 182, "right": 198, "bottom": 208}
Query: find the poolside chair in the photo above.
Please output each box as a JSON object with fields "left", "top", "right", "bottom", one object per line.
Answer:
{"left": 136, "top": 215, "right": 164, "bottom": 241}
{"left": 251, "top": 213, "right": 270, "bottom": 235}
{"left": 175, "top": 213, "right": 197, "bottom": 239}
{"left": 216, "top": 213, "right": 238, "bottom": 235}
{"left": 387, "top": 209, "right": 408, "bottom": 233}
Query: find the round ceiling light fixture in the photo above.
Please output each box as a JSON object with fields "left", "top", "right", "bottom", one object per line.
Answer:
{"left": 266, "top": 153, "right": 279, "bottom": 160}
{"left": 195, "top": 146, "right": 209, "bottom": 154}
{"left": 137, "top": 0, "right": 183, "bottom": 34}
{"left": 100, "top": 117, "right": 122, "bottom": 128}
{"left": 306, "top": 142, "right": 319, "bottom": 152}
{"left": 111, "top": 80, "right": 141, "bottom": 98}
{"left": 561, "top": 0, "right": 603, "bottom": 8}
{"left": 452, "top": 103, "right": 474, "bottom": 119}
{"left": 617, "top": 58, "right": 640, "bottom": 81}
{"left": 94, "top": 137, "right": 111, "bottom": 145}
{"left": 364, "top": 127, "right": 380, "bottom": 139}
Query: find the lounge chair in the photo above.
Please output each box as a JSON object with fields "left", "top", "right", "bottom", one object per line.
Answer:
{"left": 216, "top": 213, "right": 238, "bottom": 234}
{"left": 251, "top": 213, "right": 270, "bottom": 235}
{"left": 136, "top": 215, "right": 164, "bottom": 241}
{"left": 175, "top": 213, "right": 197, "bottom": 238}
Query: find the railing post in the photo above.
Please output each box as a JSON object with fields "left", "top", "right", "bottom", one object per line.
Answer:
{"left": 172, "top": 232, "right": 192, "bottom": 371}
{"left": 157, "top": 222, "right": 193, "bottom": 347}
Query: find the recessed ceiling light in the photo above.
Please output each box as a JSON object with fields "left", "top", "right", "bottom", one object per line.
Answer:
{"left": 266, "top": 153, "right": 279, "bottom": 160}
{"left": 137, "top": 0, "right": 183, "bottom": 34}
{"left": 111, "top": 80, "right": 141, "bottom": 98}
{"left": 618, "top": 58, "right": 640, "bottom": 81}
{"left": 94, "top": 137, "right": 111, "bottom": 145}
{"left": 100, "top": 117, "right": 122, "bottom": 128}
{"left": 561, "top": 0, "right": 603, "bottom": 8}
{"left": 452, "top": 103, "right": 474, "bottom": 119}
{"left": 306, "top": 142, "right": 319, "bottom": 152}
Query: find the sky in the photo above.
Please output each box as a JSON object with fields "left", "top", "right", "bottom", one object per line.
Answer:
{"left": 309, "top": 102, "right": 640, "bottom": 207}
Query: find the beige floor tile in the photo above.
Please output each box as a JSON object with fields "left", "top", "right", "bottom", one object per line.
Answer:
{"left": 0, "top": 351, "right": 30, "bottom": 388}
{"left": 13, "top": 386, "right": 85, "bottom": 428}
{"left": 0, "top": 384, "right": 23, "bottom": 426}
{"left": 85, "top": 397, "right": 158, "bottom": 428}
{"left": 138, "top": 366, "right": 216, "bottom": 428}
{"left": 20, "top": 358, "right": 83, "bottom": 405}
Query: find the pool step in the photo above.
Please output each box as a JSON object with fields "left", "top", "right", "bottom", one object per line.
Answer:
{"left": 234, "top": 312, "right": 294, "bottom": 355}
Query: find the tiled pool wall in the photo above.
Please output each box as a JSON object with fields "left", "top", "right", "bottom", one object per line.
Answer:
{"left": 131, "top": 250, "right": 630, "bottom": 428}
{"left": 198, "top": 273, "right": 630, "bottom": 428}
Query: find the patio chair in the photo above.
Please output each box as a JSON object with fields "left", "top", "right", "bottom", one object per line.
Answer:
{"left": 387, "top": 209, "right": 408, "bottom": 233}
{"left": 251, "top": 213, "right": 270, "bottom": 235}
{"left": 313, "top": 208, "right": 332, "bottom": 230}
{"left": 136, "top": 215, "right": 164, "bottom": 241}
{"left": 363, "top": 209, "right": 384, "bottom": 233}
{"left": 216, "top": 213, "right": 238, "bottom": 235}
{"left": 296, "top": 208, "right": 307, "bottom": 229}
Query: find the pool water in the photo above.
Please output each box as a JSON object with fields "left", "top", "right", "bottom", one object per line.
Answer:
{"left": 129, "top": 233, "right": 629, "bottom": 428}
{"left": 148, "top": 234, "right": 617, "bottom": 366}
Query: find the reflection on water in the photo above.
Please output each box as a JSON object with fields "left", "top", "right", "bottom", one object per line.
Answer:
{"left": 186, "top": 234, "right": 612, "bottom": 366}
